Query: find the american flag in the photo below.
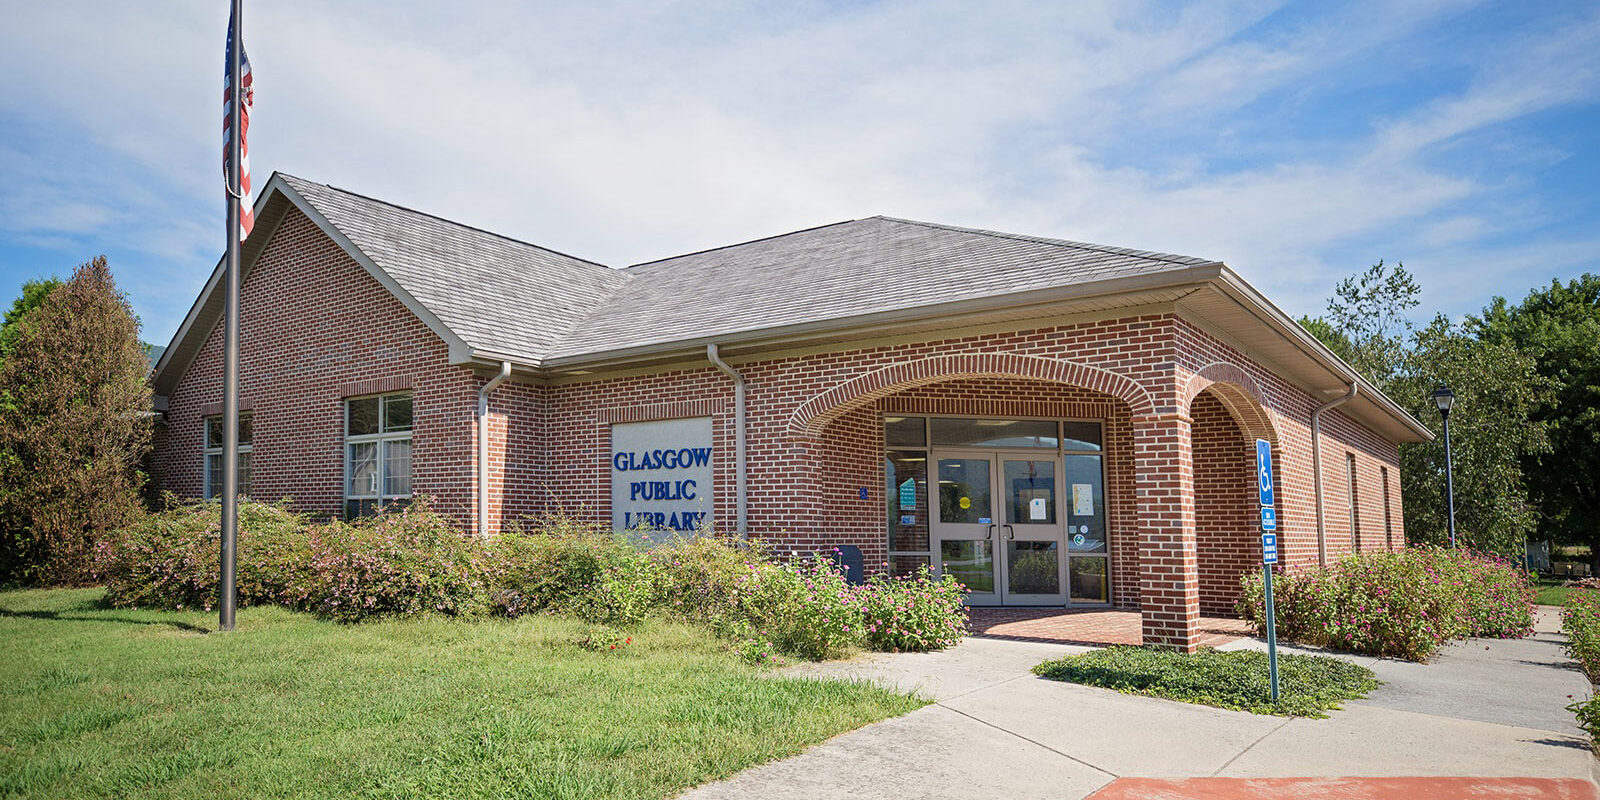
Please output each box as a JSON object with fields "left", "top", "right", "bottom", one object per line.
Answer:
{"left": 223, "top": 7, "right": 254, "bottom": 239}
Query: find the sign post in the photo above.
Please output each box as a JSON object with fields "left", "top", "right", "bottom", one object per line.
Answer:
{"left": 1256, "top": 438, "right": 1280, "bottom": 703}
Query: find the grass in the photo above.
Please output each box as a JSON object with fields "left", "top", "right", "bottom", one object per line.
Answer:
{"left": 1032, "top": 645, "right": 1378, "bottom": 718}
{"left": 1536, "top": 578, "right": 1574, "bottom": 607}
{"left": 0, "top": 588, "right": 924, "bottom": 800}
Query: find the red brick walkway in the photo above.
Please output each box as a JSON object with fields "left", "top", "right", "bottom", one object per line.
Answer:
{"left": 1089, "top": 777, "right": 1599, "bottom": 800}
{"left": 967, "top": 607, "right": 1255, "bottom": 647}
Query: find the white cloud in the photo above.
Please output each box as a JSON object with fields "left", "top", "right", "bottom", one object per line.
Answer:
{"left": 0, "top": 0, "right": 1597, "bottom": 342}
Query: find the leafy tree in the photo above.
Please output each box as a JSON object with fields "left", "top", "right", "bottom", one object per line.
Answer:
{"left": 0, "top": 258, "right": 152, "bottom": 585}
{"left": 1393, "top": 315, "right": 1549, "bottom": 553}
{"left": 0, "top": 277, "right": 61, "bottom": 360}
{"left": 1477, "top": 275, "right": 1600, "bottom": 569}
{"left": 1301, "top": 263, "right": 1549, "bottom": 555}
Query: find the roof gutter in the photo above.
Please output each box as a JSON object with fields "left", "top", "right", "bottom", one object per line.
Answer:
{"left": 477, "top": 361, "right": 512, "bottom": 536}
{"left": 706, "top": 344, "right": 748, "bottom": 538}
{"left": 1313, "top": 382, "right": 1358, "bottom": 567}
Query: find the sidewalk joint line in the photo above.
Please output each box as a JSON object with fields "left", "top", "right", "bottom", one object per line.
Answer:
{"left": 1210, "top": 716, "right": 1293, "bottom": 776}
{"left": 936, "top": 701, "right": 1121, "bottom": 779}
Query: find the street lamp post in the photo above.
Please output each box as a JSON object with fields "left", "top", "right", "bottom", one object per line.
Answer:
{"left": 1432, "top": 386, "right": 1457, "bottom": 548}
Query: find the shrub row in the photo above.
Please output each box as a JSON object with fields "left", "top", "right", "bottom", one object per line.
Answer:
{"left": 1238, "top": 547, "right": 1535, "bottom": 661}
{"left": 94, "top": 500, "right": 969, "bottom": 661}
{"left": 1561, "top": 592, "right": 1600, "bottom": 744}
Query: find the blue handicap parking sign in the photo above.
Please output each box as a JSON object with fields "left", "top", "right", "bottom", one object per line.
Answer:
{"left": 1256, "top": 439, "right": 1275, "bottom": 507}
{"left": 1261, "top": 506, "right": 1277, "bottom": 531}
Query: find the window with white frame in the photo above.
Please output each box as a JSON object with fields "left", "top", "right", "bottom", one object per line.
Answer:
{"left": 344, "top": 392, "right": 413, "bottom": 518}
{"left": 203, "top": 412, "right": 253, "bottom": 500}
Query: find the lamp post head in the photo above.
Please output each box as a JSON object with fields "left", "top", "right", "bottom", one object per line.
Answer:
{"left": 1431, "top": 385, "right": 1455, "bottom": 417}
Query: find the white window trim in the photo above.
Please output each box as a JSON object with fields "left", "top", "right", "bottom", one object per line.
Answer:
{"left": 203, "top": 413, "right": 253, "bottom": 500}
{"left": 343, "top": 392, "right": 414, "bottom": 512}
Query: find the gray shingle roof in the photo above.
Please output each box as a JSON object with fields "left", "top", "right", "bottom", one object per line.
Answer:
{"left": 279, "top": 176, "right": 1215, "bottom": 365}
{"left": 281, "top": 175, "right": 628, "bottom": 364}
{"left": 545, "top": 216, "right": 1214, "bottom": 360}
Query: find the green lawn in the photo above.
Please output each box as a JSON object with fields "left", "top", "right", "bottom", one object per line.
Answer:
{"left": 1033, "top": 645, "right": 1378, "bottom": 718}
{"left": 1536, "top": 579, "right": 1575, "bottom": 607}
{"left": 0, "top": 588, "right": 923, "bottom": 800}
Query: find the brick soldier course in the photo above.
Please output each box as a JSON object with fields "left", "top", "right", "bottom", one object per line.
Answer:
{"left": 150, "top": 172, "right": 1432, "bottom": 651}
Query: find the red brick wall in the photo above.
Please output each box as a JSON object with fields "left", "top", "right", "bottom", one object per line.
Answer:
{"left": 1192, "top": 390, "right": 1257, "bottom": 616}
{"left": 151, "top": 208, "right": 480, "bottom": 525}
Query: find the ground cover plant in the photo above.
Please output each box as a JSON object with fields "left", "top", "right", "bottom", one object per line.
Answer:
{"left": 0, "top": 587, "right": 924, "bottom": 800}
{"left": 1237, "top": 547, "right": 1535, "bottom": 661}
{"left": 1032, "top": 645, "right": 1378, "bottom": 718}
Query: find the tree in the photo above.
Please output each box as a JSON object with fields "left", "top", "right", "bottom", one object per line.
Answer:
{"left": 0, "top": 258, "right": 152, "bottom": 585}
{"left": 1393, "top": 315, "right": 1549, "bottom": 553}
{"left": 0, "top": 277, "right": 61, "bottom": 360}
{"left": 1301, "top": 263, "right": 1549, "bottom": 555}
{"left": 1477, "top": 275, "right": 1600, "bottom": 569}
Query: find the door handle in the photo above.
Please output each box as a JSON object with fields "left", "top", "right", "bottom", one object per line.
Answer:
{"left": 1003, "top": 524, "right": 1015, "bottom": 540}
{"left": 986, "top": 524, "right": 996, "bottom": 540}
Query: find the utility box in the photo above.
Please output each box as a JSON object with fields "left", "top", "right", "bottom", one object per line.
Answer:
{"left": 830, "top": 545, "right": 865, "bottom": 585}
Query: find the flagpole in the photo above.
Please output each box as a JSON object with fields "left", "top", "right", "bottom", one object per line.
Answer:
{"left": 220, "top": 0, "right": 244, "bottom": 632}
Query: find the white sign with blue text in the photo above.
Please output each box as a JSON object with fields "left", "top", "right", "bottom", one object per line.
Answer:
{"left": 611, "top": 417, "right": 714, "bottom": 540}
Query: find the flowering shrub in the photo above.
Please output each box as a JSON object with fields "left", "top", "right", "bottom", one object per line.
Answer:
{"left": 858, "top": 565, "right": 968, "bottom": 652}
{"left": 1561, "top": 590, "right": 1600, "bottom": 678}
{"left": 94, "top": 502, "right": 970, "bottom": 661}
{"left": 294, "top": 502, "right": 489, "bottom": 622}
{"left": 486, "top": 518, "right": 662, "bottom": 626}
{"left": 1239, "top": 547, "right": 1535, "bottom": 661}
{"left": 95, "top": 501, "right": 310, "bottom": 611}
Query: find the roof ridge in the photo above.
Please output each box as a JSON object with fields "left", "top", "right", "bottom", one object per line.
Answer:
{"left": 626, "top": 218, "right": 863, "bottom": 270}
{"left": 279, "top": 173, "right": 618, "bottom": 273}
{"left": 873, "top": 215, "right": 1212, "bottom": 267}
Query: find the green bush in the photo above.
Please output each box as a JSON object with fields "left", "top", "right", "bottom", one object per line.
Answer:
{"left": 1238, "top": 547, "right": 1534, "bottom": 661}
{"left": 727, "top": 553, "right": 864, "bottom": 661}
{"left": 294, "top": 502, "right": 489, "bottom": 622}
{"left": 1561, "top": 590, "right": 1600, "bottom": 678}
{"left": 94, "top": 501, "right": 311, "bottom": 611}
{"left": 859, "top": 565, "right": 968, "bottom": 652}
{"left": 486, "top": 518, "right": 662, "bottom": 626}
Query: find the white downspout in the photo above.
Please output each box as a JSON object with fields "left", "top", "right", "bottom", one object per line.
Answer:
{"left": 477, "top": 361, "right": 512, "bottom": 536}
{"left": 706, "top": 344, "right": 748, "bottom": 538}
{"left": 1312, "top": 382, "right": 1358, "bottom": 566}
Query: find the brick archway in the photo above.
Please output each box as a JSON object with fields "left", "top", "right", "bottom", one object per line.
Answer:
{"left": 1182, "top": 362, "right": 1278, "bottom": 444}
{"left": 786, "top": 353, "right": 1154, "bottom": 439}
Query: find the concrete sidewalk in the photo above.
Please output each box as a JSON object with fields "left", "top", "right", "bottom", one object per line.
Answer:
{"left": 678, "top": 607, "right": 1596, "bottom": 800}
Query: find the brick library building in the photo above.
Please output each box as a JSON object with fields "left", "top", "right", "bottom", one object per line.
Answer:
{"left": 148, "top": 173, "right": 1431, "bottom": 650}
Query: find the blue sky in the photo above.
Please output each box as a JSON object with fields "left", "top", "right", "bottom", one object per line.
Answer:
{"left": 2, "top": 0, "right": 1596, "bottom": 348}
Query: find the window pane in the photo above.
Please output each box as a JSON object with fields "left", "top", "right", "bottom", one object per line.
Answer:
{"left": 238, "top": 413, "right": 253, "bottom": 446}
{"left": 1003, "top": 459, "right": 1055, "bottom": 525}
{"left": 1069, "top": 557, "right": 1109, "bottom": 602}
{"left": 1065, "top": 454, "right": 1106, "bottom": 553}
{"left": 931, "top": 418, "right": 1057, "bottom": 448}
{"left": 383, "top": 439, "right": 412, "bottom": 497}
{"left": 1062, "top": 421, "right": 1102, "bottom": 451}
{"left": 206, "top": 417, "right": 223, "bottom": 449}
{"left": 348, "top": 441, "right": 379, "bottom": 497}
{"left": 383, "top": 394, "right": 413, "bottom": 433}
{"left": 889, "top": 554, "right": 930, "bottom": 578}
{"left": 939, "top": 539, "right": 994, "bottom": 593}
{"left": 886, "top": 451, "right": 929, "bottom": 553}
{"left": 237, "top": 451, "right": 251, "bottom": 498}
{"left": 1007, "top": 540, "right": 1060, "bottom": 595}
{"left": 206, "top": 453, "right": 222, "bottom": 499}
{"left": 348, "top": 397, "right": 380, "bottom": 436}
{"left": 937, "top": 458, "right": 991, "bottom": 524}
{"left": 884, "top": 416, "right": 926, "bottom": 447}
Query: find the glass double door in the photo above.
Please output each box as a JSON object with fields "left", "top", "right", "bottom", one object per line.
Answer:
{"left": 933, "top": 451, "right": 1066, "bottom": 605}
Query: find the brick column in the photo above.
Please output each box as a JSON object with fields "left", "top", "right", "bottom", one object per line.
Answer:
{"left": 1133, "top": 413, "right": 1201, "bottom": 651}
